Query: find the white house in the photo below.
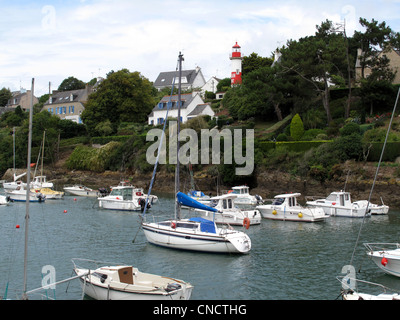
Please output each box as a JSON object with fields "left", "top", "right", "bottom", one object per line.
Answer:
{"left": 201, "top": 76, "right": 220, "bottom": 95}
{"left": 153, "top": 67, "right": 206, "bottom": 92}
{"left": 148, "top": 92, "right": 215, "bottom": 125}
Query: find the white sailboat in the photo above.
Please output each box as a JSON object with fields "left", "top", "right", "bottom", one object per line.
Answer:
{"left": 141, "top": 53, "right": 251, "bottom": 254}
{"left": 72, "top": 259, "right": 193, "bottom": 300}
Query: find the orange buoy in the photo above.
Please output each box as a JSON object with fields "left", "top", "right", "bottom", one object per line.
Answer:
{"left": 243, "top": 217, "right": 250, "bottom": 229}
{"left": 16, "top": 224, "right": 20, "bottom": 229}
{"left": 63, "top": 210, "right": 67, "bottom": 213}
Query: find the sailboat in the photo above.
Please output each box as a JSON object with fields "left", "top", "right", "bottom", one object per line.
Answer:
{"left": 140, "top": 53, "right": 251, "bottom": 254}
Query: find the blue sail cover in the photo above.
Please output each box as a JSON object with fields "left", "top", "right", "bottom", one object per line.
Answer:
{"left": 177, "top": 192, "right": 218, "bottom": 212}
{"left": 189, "top": 217, "right": 216, "bottom": 233}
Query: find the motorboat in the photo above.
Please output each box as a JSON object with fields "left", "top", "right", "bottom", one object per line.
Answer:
{"left": 227, "top": 185, "right": 263, "bottom": 206}
{"left": 98, "top": 184, "right": 156, "bottom": 211}
{"left": 72, "top": 258, "right": 193, "bottom": 300}
{"left": 306, "top": 190, "right": 371, "bottom": 218}
{"left": 5, "top": 185, "right": 45, "bottom": 202}
{"left": 364, "top": 243, "right": 400, "bottom": 277}
{"left": 30, "top": 175, "right": 53, "bottom": 189}
{"left": 32, "top": 187, "right": 64, "bottom": 199}
{"left": 0, "top": 194, "right": 10, "bottom": 205}
{"left": 142, "top": 192, "right": 252, "bottom": 254}
{"left": 193, "top": 193, "right": 261, "bottom": 226}
{"left": 187, "top": 190, "right": 211, "bottom": 204}
{"left": 63, "top": 185, "right": 102, "bottom": 197}
{"left": 353, "top": 200, "right": 389, "bottom": 215}
{"left": 257, "top": 193, "right": 329, "bottom": 222}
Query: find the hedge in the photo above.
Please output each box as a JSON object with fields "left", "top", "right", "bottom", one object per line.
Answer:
{"left": 366, "top": 142, "right": 400, "bottom": 161}
{"left": 259, "top": 140, "right": 332, "bottom": 154}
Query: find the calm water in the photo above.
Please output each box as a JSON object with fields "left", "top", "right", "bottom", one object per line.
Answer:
{"left": 1, "top": 192, "right": 400, "bottom": 300}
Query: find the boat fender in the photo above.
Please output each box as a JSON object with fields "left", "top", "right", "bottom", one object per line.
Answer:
{"left": 243, "top": 217, "right": 250, "bottom": 229}
{"left": 298, "top": 212, "right": 303, "bottom": 218}
{"left": 171, "top": 222, "right": 176, "bottom": 229}
{"left": 381, "top": 257, "right": 388, "bottom": 266}
{"left": 272, "top": 210, "right": 277, "bottom": 215}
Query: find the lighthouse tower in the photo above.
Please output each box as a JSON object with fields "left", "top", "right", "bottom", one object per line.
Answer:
{"left": 230, "top": 42, "right": 242, "bottom": 86}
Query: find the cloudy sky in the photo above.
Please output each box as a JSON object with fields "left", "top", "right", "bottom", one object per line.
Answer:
{"left": 1, "top": 0, "right": 400, "bottom": 97}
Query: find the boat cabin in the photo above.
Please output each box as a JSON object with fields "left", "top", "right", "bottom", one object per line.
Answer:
{"left": 209, "top": 194, "right": 238, "bottom": 210}
{"left": 320, "top": 191, "right": 351, "bottom": 207}
{"left": 109, "top": 186, "right": 144, "bottom": 200}
{"left": 231, "top": 185, "right": 250, "bottom": 195}
{"left": 272, "top": 193, "right": 301, "bottom": 207}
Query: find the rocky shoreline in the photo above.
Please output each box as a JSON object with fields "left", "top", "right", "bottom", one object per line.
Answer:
{"left": 3, "top": 160, "right": 400, "bottom": 208}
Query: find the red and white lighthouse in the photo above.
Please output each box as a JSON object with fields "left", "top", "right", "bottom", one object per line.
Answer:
{"left": 230, "top": 42, "right": 242, "bottom": 86}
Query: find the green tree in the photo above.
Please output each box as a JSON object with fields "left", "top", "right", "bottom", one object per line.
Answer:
{"left": 0, "top": 87, "right": 12, "bottom": 107}
{"left": 290, "top": 113, "right": 304, "bottom": 141}
{"left": 242, "top": 53, "right": 273, "bottom": 75}
{"left": 58, "top": 76, "right": 86, "bottom": 91}
{"left": 280, "top": 20, "right": 348, "bottom": 123}
{"left": 81, "top": 69, "right": 156, "bottom": 136}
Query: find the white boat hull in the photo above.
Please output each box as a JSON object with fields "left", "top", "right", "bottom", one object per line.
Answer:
{"left": 257, "top": 205, "right": 328, "bottom": 222}
{"left": 5, "top": 190, "right": 45, "bottom": 202}
{"left": 366, "top": 244, "right": 400, "bottom": 278}
{"left": 307, "top": 202, "right": 370, "bottom": 218}
{"left": 98, "top": 198, "right": 140, "bottom": 211}
{"left": 63, "top": 186, "right": 100, "bottom": 197}
{"left": 74, "top": 266, "right": 193, "bottom": 300}
{"left": 142, "top": 220, "right": 251, "bottom": 254}
{"left": 197, "top": 209, "right": 261, "bottom": 226}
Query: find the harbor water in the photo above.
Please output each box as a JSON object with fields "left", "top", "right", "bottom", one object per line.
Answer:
{"left": 1, "top": 192, "right": 400, "bottom": 300}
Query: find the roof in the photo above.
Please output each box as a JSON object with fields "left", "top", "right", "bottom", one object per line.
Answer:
{"left": 187, "top": 104, "right": 210, "bottom": 117}
{"left": 152, "top": 93, "right": 195, "bottom": 111}
{"left": 44, "top": 88, "right": 89, "bottom": 105}
{"left": 153, "top": 69, "right": 200, "bottom": 88}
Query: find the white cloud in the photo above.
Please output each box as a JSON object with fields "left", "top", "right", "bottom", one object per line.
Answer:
{"left": 1, "top": 0, "right": 400, "bottom": 96}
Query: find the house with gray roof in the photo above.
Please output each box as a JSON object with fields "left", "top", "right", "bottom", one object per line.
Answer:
{"left": 42, "top": 86, "right": 92, "bottom": 123}
{"left": 148, "top": 92, "right": 214, "bottom": 125}
{"left": 6, "top": 89, "right": 39, "bottom": 111}
{"left": 153, "top": 67, "right": 206, "bottom": 92}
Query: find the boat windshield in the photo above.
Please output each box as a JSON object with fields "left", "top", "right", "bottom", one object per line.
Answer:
{"left": 110, "top": 188, "right": 132, "bottom": 200}
{"left": 272, "top": 198, "right": 284, "bottom": 205}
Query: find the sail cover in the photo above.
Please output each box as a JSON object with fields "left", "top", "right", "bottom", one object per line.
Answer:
{"left": 177, "top": 192, "right": 218, "bottom": 212}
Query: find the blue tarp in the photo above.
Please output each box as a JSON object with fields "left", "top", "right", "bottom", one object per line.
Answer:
{"left": 177, "top": 192, "right": 217, "bottom": 213}
{"left": 189, "top": 217, "right": 216, "bottom": 234}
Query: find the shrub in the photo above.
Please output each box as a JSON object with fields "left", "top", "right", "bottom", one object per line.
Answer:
{"left": 340, "top": 122, "right": 360, "bottom": 136}
{"left": 290, "top": 113, "right": 304, "bottom": 141}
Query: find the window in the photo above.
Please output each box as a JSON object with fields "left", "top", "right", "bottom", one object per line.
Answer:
{"left": 158, "top": 102, "right": 163, "bottom": 109}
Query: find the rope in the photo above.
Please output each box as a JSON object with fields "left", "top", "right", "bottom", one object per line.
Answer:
{"left": 349, "top": 87, "right": 400, "bottom": 267}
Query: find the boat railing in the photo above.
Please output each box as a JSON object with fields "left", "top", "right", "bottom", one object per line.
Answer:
{"left": 336, "top": 276, "right": 398, "bottom": 295}
{"left": 364, "top": 242, "right": 400, "bottom": 253}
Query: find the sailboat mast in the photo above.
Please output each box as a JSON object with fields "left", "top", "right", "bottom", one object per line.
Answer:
{"left": 22, "top": 78, "right": 34, "bottom": 299}
{"left": 175, "top": 52, "right": 183, "bottom": 220}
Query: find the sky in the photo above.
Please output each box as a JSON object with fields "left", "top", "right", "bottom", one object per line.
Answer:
{"left": 1, "top": 0, "right": 400, "bottom": 97}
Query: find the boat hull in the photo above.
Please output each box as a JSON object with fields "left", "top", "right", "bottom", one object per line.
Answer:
{"left": 368, "top": 249, "right": 400, "bottom": 277}
{"left": 197, "top": 209, "right": 261, "bottom": 226}
{"left": 74, "top": 268, "right": 193, "bottom": 300}
{"left": 307, "top": 202, "right": 370, "bottom": 218}
{"left": 142, "top": 221, "right": 251, "bottom": 253}
{"left": 257, "top": 205, "right": 328, "bottom": 222}
{"left": 98, "top": 198, "right": 140, "bottom": 211}
{"left": 63, "top": 187, "right": 99, "bottom": 197}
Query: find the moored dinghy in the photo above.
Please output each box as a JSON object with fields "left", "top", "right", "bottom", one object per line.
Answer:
{"left": 72, "top": 258, "right": 193, "bottom": 300}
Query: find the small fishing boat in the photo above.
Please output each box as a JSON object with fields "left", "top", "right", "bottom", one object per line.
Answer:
{"left": 257, "top": 193, "right": 328, "bottom": 222}
{"left": 32, "top": 187, "right": 64, "bottom": 200}
{"left": 194, "top": 193, "right": 261, "bottom": 226}
{"left": 227, "top": 185, "right": 263, "bottom": 206}
{"left": 72, "top": 259, "right": 193, "bottom": 300}
{"left": 364, "top": 243, "right": 400, "bottom": 277}
{"left": 63, "top": 185, "right": 102, "bottom": 197}
{"left": 353, "top": 200, "right": 389, "bottom": 215}
{"left": 5, "top": 185, "right": 45, "bottom": 202}
{"left": 3, "top": 172, "right": 27, "bottom": 191}
{"left": 98, "top": 183, "right": 156, "bottom": 211}
{"left": 306, "top": 191, "right": 371, "bottom": 218}
{"left": 30, "top": 175, "right": 54, "bottom": 189}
